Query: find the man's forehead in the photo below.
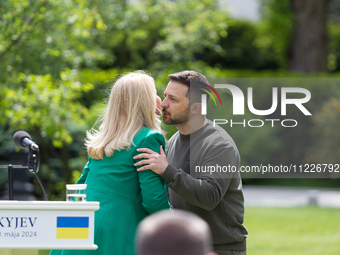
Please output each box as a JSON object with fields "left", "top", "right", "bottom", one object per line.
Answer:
{"left": 164, "top": 81, "right": 188, "bottom": 97}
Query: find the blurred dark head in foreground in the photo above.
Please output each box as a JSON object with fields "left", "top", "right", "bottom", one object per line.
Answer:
{"left": 136, "top": 210, "right": 216, "bottom": 255}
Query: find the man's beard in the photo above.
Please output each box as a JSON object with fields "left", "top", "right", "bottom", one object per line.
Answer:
{"left": 163, "top": 105, "right": 190, "bottom": 125}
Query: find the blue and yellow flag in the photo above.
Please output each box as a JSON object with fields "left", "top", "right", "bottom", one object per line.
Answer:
{"left": 56, "top": 216, "right": 89, "bottom": 239}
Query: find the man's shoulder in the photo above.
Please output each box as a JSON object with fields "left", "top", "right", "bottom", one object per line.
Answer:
{"left": 200, "top": 119, "right": 239, "bottom": 152}
{"left": 168, "top": 131, "right": 180, "bottom": 143}
{"left": 204, "top": 120, "right": 234, "bottom": 141}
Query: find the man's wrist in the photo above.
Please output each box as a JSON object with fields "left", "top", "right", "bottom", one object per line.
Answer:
{"left": 160, "top": 164, "right": 177, "bottom": 184}
{"left": 160, "top": 163, "right": 169, "bottom": 175}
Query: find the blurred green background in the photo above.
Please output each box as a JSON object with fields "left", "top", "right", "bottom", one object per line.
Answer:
{"left": 1, "top": 0, "right": 340, "bottom": 254}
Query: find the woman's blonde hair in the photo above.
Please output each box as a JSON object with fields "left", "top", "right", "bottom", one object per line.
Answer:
{"left": 85, "top": 71, "right": 164, "bottom": 160}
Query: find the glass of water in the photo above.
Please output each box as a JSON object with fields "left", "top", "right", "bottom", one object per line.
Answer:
{"left": 66, "top": 184, "right": 87, "bottom": 202}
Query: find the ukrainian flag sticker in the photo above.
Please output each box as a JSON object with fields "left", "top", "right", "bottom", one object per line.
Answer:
{"left": 56, "top": 216, "right": 89, "bottom": 239}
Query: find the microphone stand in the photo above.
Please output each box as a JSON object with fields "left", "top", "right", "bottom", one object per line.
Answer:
{"left": 0, "top": 148, "right": 48, "bottom": 201}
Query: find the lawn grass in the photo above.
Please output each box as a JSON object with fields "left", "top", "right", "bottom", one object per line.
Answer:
{"left": 244, "top": 207, "right": 340, "bottom": 255}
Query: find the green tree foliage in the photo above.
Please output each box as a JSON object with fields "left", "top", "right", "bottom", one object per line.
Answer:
{"left": 201, "top": 20, "right": 281, "bottom": 70}
{"left": 0, "top": 0, "right": 106, "bottom": 80}
{"left": 89, "top": 0, "right": 228, "bottom": 70}
{"left": 329, "top": 23, "right": 340, "bottom": 71}
{"left": 0, "top": 70, "right": 93, "bottom": 146}
{"left": 0, "top": 0, "right": 105, "bottom": 198}
{"left": 257, "top": 0, "right": 293, "bottom": 69}
{"left": 307, "top": 93, "right": 340, "bottom": 174}
{"left": 0, "top": 0, "right": 107, "bottom": 142}
{"left": 259, "top": 0, "right": 340, "bottom": 72}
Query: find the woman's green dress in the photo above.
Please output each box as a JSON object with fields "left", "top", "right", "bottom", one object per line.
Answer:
{"left": 50, "top": 127, "right": 171, "bottom": 255}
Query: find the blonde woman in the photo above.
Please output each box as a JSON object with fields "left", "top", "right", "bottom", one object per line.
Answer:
{"left": 50, "top": 71, "right": 170, "bottom": 255}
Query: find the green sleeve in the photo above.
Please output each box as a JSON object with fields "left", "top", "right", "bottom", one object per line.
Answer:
{"left": 76, "top": 157, "right": 92, "bottom": 184}
{"left": 135, "top": 132, "right": 171, "bottom": 214}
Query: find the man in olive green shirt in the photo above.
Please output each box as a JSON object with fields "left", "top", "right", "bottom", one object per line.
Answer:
{"left": 134, "top": 71, "right": 247, "bottom": 255}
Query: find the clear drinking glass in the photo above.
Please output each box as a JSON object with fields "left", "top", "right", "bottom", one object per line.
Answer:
{"left": 66, "top": 184, "right": 87, "bottom": 202}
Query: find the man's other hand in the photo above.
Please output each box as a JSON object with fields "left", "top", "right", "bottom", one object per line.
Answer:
{"left": 134, "top": 145, "right": 168, "bottom": 175}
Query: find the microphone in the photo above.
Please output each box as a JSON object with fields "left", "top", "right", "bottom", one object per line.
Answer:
{"left": 12, "top": 131, "right": 48, "bottom": 200}
{"left": 13, "top": 131, "right": 39, "bottom": 151}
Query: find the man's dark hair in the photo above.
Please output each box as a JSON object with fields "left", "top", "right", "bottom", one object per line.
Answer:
{"left": 136, "top": 210, "right": 213, "bottom": 255}
{"left": 168, "top": 70, "right": 210, "bottom": 104}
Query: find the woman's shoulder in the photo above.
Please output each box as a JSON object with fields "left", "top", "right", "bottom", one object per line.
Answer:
{"left": 134, "top": 127, "right": 165, "bottom": 144}
{"left": 137, "top": 126, "right": 161, "bottom": 136}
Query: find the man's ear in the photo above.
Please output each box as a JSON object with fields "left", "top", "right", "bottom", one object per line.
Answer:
{"left": 191, "top": 102, "right": 201, "bottom": 114}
